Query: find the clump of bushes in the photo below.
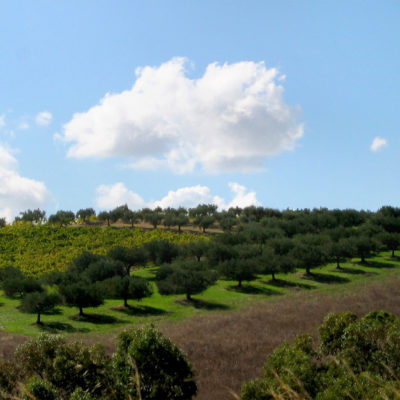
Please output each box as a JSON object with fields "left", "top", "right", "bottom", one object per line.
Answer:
{"left": 242, "top": 310, "right": 400, "bottom": 399}
{"left": 0, "top": 326, "right": 197, "bottom": 400}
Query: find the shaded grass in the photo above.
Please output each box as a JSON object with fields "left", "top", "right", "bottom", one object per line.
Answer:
{"left": 301, "top": 272, "right": 350, "bottom": 284}
{"left": 175, "top": 298, "right": 230, "bottom": 310}
{"left": 265, "top": 278, "right": 315, "bottom": 290}
{"left": 227, "top": 284, "right": 282, "bottom": 296}
{"left": 330, "top": 266, "right": 369, "bottom": 275}
{"left": 112, "top": 304, "right": 168, "bottom": 316}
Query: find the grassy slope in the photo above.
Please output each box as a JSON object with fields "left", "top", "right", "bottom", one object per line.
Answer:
{"left": 1, "top": 252, "right": 399, "bottom": 336}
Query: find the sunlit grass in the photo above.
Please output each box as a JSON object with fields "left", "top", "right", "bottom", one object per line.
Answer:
{"left": 1, "top": 252, "right": 399, "bottom": 336}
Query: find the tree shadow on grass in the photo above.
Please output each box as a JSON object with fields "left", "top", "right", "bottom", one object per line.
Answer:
{"left": 332, "top": 267, "right": 372, "bottom": 275}
{"left": 175, "top": 298, "right": 230, "bottom": 310}
{"left": 112, "top": 304, "right": 168, "bottom": 317}
{"left": 227, "top": 284, "right": 282, "bottom": 296}
{"left": 357, "top": 260, "right": 397, "bottom": 269}
{"left": 70, "top": 313, "right": 127, "bottom": 325}
{"left": 38, "top": 322, "right": 90, "bottom": 334}
{"left": 42, "top": 308, "right": 63, "bottom": 316}
{"left": 264, "top": 279, "right": 315, "bottom": 290}
{"left": 302, "top": 272, "right": 350, "bottom": 284}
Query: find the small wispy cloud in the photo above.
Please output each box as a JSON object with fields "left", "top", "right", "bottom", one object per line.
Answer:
{"left": 35, "top": 111, "right": 53, "bottom": 126}
{"left": 370, "top": 136, "right": 388, "bottom": 152}
{"left": 0, "top": 114, "right": 5, "bottom": 128}
{"left": 18, "top": 122, "right": 30, "bottom": 130}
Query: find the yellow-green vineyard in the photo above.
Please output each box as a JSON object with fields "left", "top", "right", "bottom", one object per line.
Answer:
{"left": 0, "top": 225, "right": 202, "bottom": 276}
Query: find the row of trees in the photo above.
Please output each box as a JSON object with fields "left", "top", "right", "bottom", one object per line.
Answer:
{"left": 2, "top": 216, "right": 399, "bottom": 325}
{"left": 7, "top": 205, "right": 400, "bottom": 235}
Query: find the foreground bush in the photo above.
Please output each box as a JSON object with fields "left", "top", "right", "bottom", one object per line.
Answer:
{"left": 0, "top": 326, "right": 197, "bottom": 400}
{"left": 241, "top": 310, "right": 400, "bottom": 399}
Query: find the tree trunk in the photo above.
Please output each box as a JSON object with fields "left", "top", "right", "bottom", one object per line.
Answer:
{"left": 306, "top": 267, "right": 311, "bottom": 275}
{"left": 392, "top": 249, "right": 395, "bottom": 258}
{"left": 124, "top": 297, "right": 128, "bottom": 307}
{"left": 186, "top": 292, "right": 191, "bottom": 301}
{"left": 336, "top": 257, "right": 342, "bottom": 269}
{"left": 238, "top": 279, "right": 242, "bottom": 287}
{"left": 36, "top": 312, "right": 41, "bottom": 325}
{"left": 79, "top": 306, "right": 84, "bottom": 316}
{"left": 178, "top": 225, "right": 181, "bottom": 233}
{"left": 272, "top": 272, "right": 276, "bottom": 281}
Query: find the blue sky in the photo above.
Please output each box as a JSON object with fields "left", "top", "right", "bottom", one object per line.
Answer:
{"left": 0, "top": 1, "right": 399, "bottom": 221}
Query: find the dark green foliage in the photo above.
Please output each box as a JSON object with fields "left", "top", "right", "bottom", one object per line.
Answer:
{"left": 350, "top": 235, "right": 380, "bottom": 263}
{"left": 318, "top": 311, "right": 358, "bottom": 355}
{"left": 218, "top": 244, "right": 259, "bottom": 287}
{"left": 181, "top": 239, "right": 208, "bottom": 262}
{"left": 14, "top": 334, "right": 114, "bottom": 399}
{"left": 59, "top": 281, "right": 103, "bottom": 316}
{"left": 82, "top": 258, "right": 125, "bottom": 283}
{"left": 144, "top": 239, "right": 179, "bottom": 264}
{"left": 97, "top": 211, "right": 111, "bottom": 226}
{"left": 47, "top": 210, "right": 75, "bottom": 226}
{"left": 189, "top": 204, "right": 217, "bottom": 232}
{"left": 113, "top": 326, "right": 197, "bottom": 399}
{"left": 241, "top": 310, "right": 400, "bottom": 400}
{"left": 110, "top": 205, "right": 130, "bottom": 223}
{"left": 76, "top": 208, "right": 96, "bottom": 222}
{"left": 108, "top": 245, "right": 147, "bottom": 275}
{"left": 258, "top": 246, "right": 295, "bottom": 280}
{"left": 379, "top": 232, "right": 400, "bottom": 257}
{"left": 20, "top": 290, "right": 62, "bottom": 324}
{"left": 327, "top": 237, "right": 355, "bottom": 269}
{"left": 217, "top": 210, "right": 237, "bottom": 231}
{"left": 163, "top": 207, "right": 189, "bottom": 232}
{"left": 157, "top": 260, "right": 216, "bottom": 300}
{"left": 2, "top": 274, "right": 43, "bottom": 298}
{"left": 291, "top": 234, "right": 328, "bottom": 274}
{"left": 142, "top": 207, "right": 163, "bottom": 229}
{"left": 23, "top": 376, "right": 58, "bottom": 400}
{"left": 106, "top": 275, "right": 153, "bottom": 307}
{"left": 122, "top": 209, "right": 140, "bottom": 228}
{"left": 0, "top": 217, "right": 6, "bottom": 227}
{"left": 15, "top": 208, "right": 46, "bottom": 224}
{"left": 0, "top": 359, "right": 20, "bottom": 396}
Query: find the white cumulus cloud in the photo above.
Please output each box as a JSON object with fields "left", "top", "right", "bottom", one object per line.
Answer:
{"left": 95, "top": 182, "right": 259, "bottom": 211}
{"left": 96, "top": 182, "right": 147, "bottom": 210}
{"left": 370, "top": 136, "right": 388, "bottom": 152}
{"left": 36, "top": 111, "right": 53, "bottom": 126}
{"left": 60, "top": 58, "right": 303, "bottom": 173}
{"left": 0, "top": 145, "right": 51, "bottom": 222}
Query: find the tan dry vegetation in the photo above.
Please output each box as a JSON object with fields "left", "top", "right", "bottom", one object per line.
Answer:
{"left": 2, "top": 277, "right": 400, "bottom": 399}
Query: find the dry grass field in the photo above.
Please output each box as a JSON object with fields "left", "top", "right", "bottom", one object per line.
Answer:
{"left": 2, "top": 275, "right": 400, "bottom": 399}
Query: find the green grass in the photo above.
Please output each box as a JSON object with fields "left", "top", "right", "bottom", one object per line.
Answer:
{"left": 1, "top": 252, "right": 400, "bottom": 336}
